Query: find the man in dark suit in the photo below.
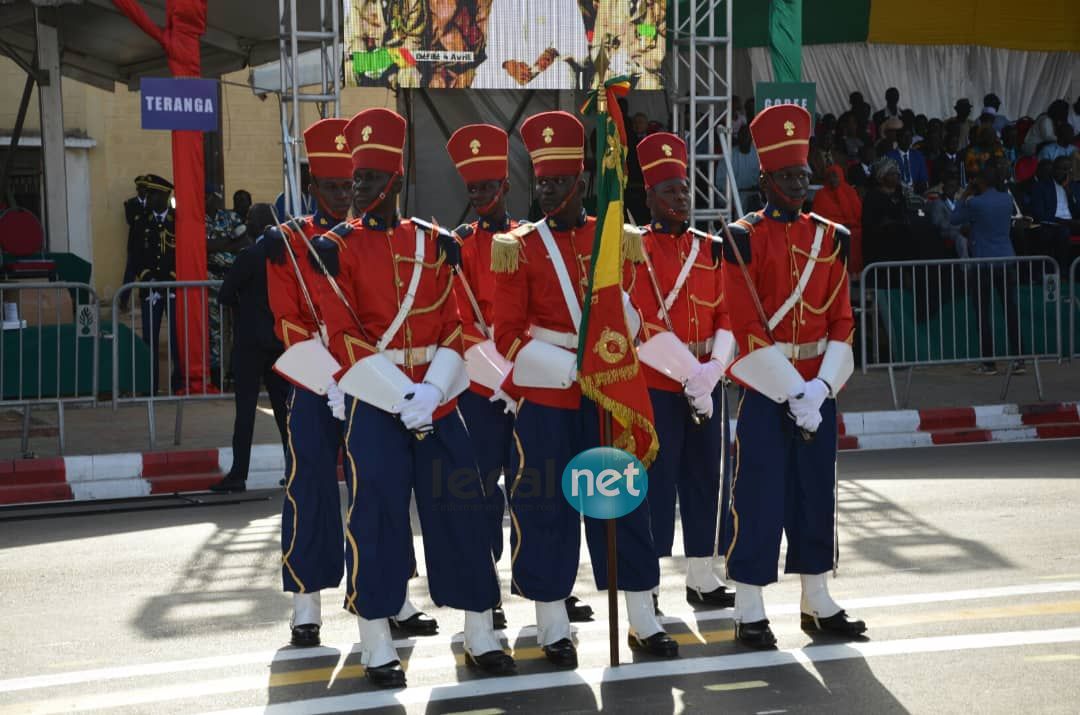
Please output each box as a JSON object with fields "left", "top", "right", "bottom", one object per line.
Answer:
{"left": 121, "top": 175, "right": 149, "bottom": 310}
{"left": 211, "top": 204, "right": 290, "bottom": 493}
{"left": 1027, "top": 156, "right": 1080, "bottom": 269}
{"left": 886, "top": 128, "right": 930, "bottom": 194}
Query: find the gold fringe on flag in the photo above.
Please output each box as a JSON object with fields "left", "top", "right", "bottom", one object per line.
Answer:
{"left": 621, "top": 224, "right": 646, "bottom": 264}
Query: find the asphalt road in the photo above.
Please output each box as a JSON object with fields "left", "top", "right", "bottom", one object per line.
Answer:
{"left": 2, "top": 439, "right": 1079, "bottom": 714}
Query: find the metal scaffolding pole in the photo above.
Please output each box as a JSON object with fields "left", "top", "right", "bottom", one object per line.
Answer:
{"left": 277, "top": 0, "right": 341, "bottom": 217}
{"left": 671, "top": 0, "right": 735, "bottom": 229}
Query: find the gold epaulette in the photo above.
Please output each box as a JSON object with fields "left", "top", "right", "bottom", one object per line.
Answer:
{"left": 621, "top": 223, "right": 646, "bottom": 264}
{"left": 491, "top": 223, "right": 534, "bottom": 273}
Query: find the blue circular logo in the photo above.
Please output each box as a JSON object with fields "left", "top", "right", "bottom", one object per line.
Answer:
{"left": 561, "top": 447, "right": 648, "bottom": 519}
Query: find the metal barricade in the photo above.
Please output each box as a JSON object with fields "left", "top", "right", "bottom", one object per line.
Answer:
{"left": 111, "top": 280, "right": 229, "bottom": 447}
{"left": 1070, "top": 257, "right": 1080, "bottom": 361}
{"left": 859, "top": 256, "right": 1062, "bottom": 408}
{"left": 0, "top": 281, "right": 100, "bottom": 455}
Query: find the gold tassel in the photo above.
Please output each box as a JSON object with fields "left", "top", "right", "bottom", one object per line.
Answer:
{"left": 621, "top": 224, "right": 646, "bottom": 264}
{"left": 491, "top": 232, "right": 522, "bottom": 273}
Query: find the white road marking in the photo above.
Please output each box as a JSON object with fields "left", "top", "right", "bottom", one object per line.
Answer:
{"left": 200, "top": 627, "right": 1080, "bottom": 715}
{"left": 2, "top": 580, "right": 1079, "bottom": 695}
{"left": 704, "top": 680, "right": 768, "bottom": 692}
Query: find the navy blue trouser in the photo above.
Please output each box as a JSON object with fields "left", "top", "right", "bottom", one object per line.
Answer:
{"left": 509, "top": 397, "right": 660, "bottom": 601}
{"left": 341, "top": 398, "right": 500, "bottom": 619}
{"left": 725, "top": 389, "right": 838, "bottom": 586}
{"left": 457, "top": 389, "right": 514, "bottom": 563}
{"left": 281, "top": 386, "right": 345, "bottom": 593}
{"left": 647, "top": 385, "right": 727, "bottom": 559}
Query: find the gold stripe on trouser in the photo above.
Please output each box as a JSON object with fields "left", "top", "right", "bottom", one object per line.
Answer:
{"left": 723, "top": 392, "right": 746, "bottom": 579}
{"left": 343, "top": 399, "right": 363, "bottom": 613}
{"left": 282, "top": 391, "right": 306, "bottom": 592}
{"left": 507, "top": 400, "right": 527, "bottom": 596}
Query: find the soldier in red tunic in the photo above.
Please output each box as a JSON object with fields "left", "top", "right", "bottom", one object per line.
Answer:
{"left": 313, "top": 108, "right": 513, "bottom": 688}
{"left": 722, "top": 104, "right": 867, "bottom": 648}
{"left": 627, "top": 133, "right": 736, "bottom": 611}
{"left": 492, "top": 110, "right": 677, "bottom": 668}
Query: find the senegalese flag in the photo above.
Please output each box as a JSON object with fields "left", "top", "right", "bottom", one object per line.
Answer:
{"left": 577, "top": 75, "right": 659, "bottom": 468}
{"left": 352, "top": 47, "right": 416, "bottom": 76}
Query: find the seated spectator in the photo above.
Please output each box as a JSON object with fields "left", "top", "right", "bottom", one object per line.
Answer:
{"left": 1070, "top": 96, "right": 1080, "bottom": 136}
{"left": 872, "top": 87, "right": 905, "bottom": 129}
{"left": 880, "top": 116, "right": 903, "bottom": 150}
{"left": 731, "top": 95, "right": 747, "bottom": 135}
{"left": 886, "top": 128, "right": 930, "bottom": 195}
{"left": 1026, "top": 156, "right": 1080, "bottom": 268}
{"left": 981, "top": 93, "right": 1009, "bottom": 135}
{"left": 718, "top": 124, "right": 761, "bottom": 212}
{"left": 1037, "top": 123, "right": 1078, "bottom": 162}
{"left": 965, "top": 126, "right": 1006, "bottom": 178}
{"left": 816, "top": 112, "right": 837, "bottom": 142}
{"left": 1022, "top": 99, "right": 1069, "bottom": 157}
{"left": 945, "top": 98, "right": 975, "bottom": 148}
{"left": 912, "top": 113, "right": 929, "bottom": 144}
{"left": 935, "top": 128, "right": 968, "bottom": 187}
{"left": 862, "top": 159, "right": 910, "bottom": 265}
{"left": 847, "top": 142, "right": 876, "bottom": 196}
{"left": 808, "top": 132, "right": 835, "bottom": 184}
{"left": 856, "top": 100, "right": 877, "bottom": 144}
{"left": 1001, "top": 124, "right": 1020, "bottom": 165}
{"left": 838, "top": 113, "right": 865, "bottom": 159}
{"left": 744, "top": 95, "right": 756, "bottom": 123}
{"left": 812, "top": 164, "right": 863, "bottom": 274}
{"left": 232, "top": 189, "right": 252, "bottom": 223}
{"left": 924, "top": 168, "right": 967, "bottom": 257}
{"left": 916, "top": 119, "right": 945, "bottom": 167}
{"left": 950, "top": 160, "right": 1022, "bottom": 375}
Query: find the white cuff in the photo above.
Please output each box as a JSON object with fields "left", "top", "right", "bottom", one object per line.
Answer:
{"left": 465, "top": 340, "right": 512, "bottom": 391}
{"left": 272, "top": 339, "right": 342, "bottom": 395}
{"left": 424, "top": 347, "right": 469, "bottom": 404}
{"left": 512, "top": 339, "right": 577, "bottom": 389}
{"left": 711, "top": 328, "right": 736, "bottom": 372}
{"left": 337, "top": 352, "right": 414, "bottom": 412}
{"left": 636, "top": 331, "right": 701, "bottom": 383}
{"left": 729, "top": 345, "right": 806, "bottom": 403}
{"left": 817, "top": 340, "right": 854, "bottom": 396}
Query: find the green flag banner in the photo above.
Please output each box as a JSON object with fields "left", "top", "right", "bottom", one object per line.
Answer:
{"left": 768, "top": 0, "right": 802, "bottom": 82}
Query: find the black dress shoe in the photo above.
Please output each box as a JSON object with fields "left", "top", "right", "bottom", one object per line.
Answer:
{"left": 801, "top": 610, "right": 867, "bottom": 637}
{"left": 365, "top": 660, "right": 406, "bottom": 688}
{"left": 465, "top": 649, "right": 517, "bottom": 676}
{"left": 389, "top": 611, "right": 439, "bottom": 636}
{"left": 565, "top": 595, "right": 594, "bottom": 622}
{"left": 209, "top": 477, "right": 246, "bottom": 493}
{"left": 628, "top": 631, "right": 679, "bottom": 658}
{"left": 735, "top": 619, "right": 777, "bottom": 649}
{"left": 686, "top": 585, "right": 735, "bottom": 608}
{"left": 290, "top": 623, "right": 320, "bottom": 647}
{"left": 492, "top": 605, "right": 507, "bottom": 630}
{"left": 541, "top": 637, "right": 578, "bottom": 668}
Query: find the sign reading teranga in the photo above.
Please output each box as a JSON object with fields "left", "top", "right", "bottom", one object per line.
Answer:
{"left": 140, "top": 77, "right": 219, "bottom": 132}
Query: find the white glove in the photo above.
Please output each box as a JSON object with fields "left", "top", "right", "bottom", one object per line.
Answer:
{"left": 326, "top": 380, "right": 346, "bottom": 421}
{"left": 792, "top": 406, "right": 823, "bottom": 433}
{"left": 393, "top": 383, "right": 443, "bottom": 430}
{"left": 788, "top": 378, "right": 829, "bottom": 416}
{"left": 685, "top": 359, "right": 725, "bottom": 401}
{"left": 689, "top": 391, "right": 714, "bottom": 420}
{"left": 489, "top": 389, "right": 517, "bottom": 415}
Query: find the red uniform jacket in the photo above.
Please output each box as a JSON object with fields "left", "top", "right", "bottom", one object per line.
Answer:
{"left": 266, "top": 212, "right": 344, "bottom": 348}
{"left": 493, "top": 214, "right": 595, "bottom": 409}
{"left": 628, "top": 222, "right": 730, "bottom": 392}
{"left": 722, "top": 208, "right": 854, "bottom": 384}
{"left": 323, "top": 214, "right": 465, "bottom": 420}
{"left": 455, "top": 215, "right": 518, "bottom": 397}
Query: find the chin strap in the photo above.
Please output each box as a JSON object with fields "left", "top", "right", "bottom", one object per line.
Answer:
{"left": 652, "top": 192, "right": 687, "bottom": 225}
{"left": 763, "top": 174, "right": 804, "bottom": 211}
{"left": 544, "top": 173, "right": 583, "bottom": 221}
{"left": 356, "top": 172, "right": 400, "bottom": 218}
{"left": 474, "top": 179, "right": 508, "bottom": 217}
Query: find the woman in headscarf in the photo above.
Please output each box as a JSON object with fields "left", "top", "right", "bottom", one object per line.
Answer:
{"left": 812, "top": 163, "right": 863, "bottom": 274}
{"left": 861, "top": 158, "right": 912, "bottom": 266}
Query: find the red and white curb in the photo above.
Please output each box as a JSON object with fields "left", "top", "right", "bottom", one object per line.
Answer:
{"left": 3, "top": 402, "right": 1077, "bottom": 507}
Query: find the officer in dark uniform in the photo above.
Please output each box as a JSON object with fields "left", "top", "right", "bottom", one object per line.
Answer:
{"left": 130, "top": 175, "right": 180, "bottom": 394}
{"left": 121, "top": 175, "right": 149, "bottom": 310}
{"left": 211, "top": 203, "right": 290, "bottom": 493}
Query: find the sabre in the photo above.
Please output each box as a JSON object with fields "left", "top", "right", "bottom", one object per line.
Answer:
{"left": 633, "top": 222, "right": 705, "bottom": 426}
{"left": 716, "top": 215, "right": 814, "bottom": 442}
{"left": 441, "top": 221, "right": 492, "bottom": 339}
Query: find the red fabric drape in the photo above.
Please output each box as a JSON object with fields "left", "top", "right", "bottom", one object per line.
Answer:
{"left": 113, "top": 0, "right": 211, "bottom": 393}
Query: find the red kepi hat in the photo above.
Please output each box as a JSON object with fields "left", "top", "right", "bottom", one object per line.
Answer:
{"left": 637, "top": 132, "right": 688, "bottom": 190}
{"left": 446, "top": 124, "right": 508, "bottom": 183}
{"left": 520, "top": 111, "right": 584, "bottom": 177}
{"left": 750, "top": 104, "right": 812, "bottom": 173}
{"left": 344, "top": 108, "right": 406, "bottom": 175}
{"left": 303, "top": 118, "right": 352, "bottom": 179}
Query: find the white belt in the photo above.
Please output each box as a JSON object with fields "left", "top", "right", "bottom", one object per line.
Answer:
{"left": 688, "top": 337, "right": 714, "bottom": 359}
{"left": 383, "top": 344, "right": 438, "bottom": 367}
{"left": 528, "top": 325, "right": 579, "bottom": 350}
{"left": 776, "top": 338, "right": 827, "bottom": 361}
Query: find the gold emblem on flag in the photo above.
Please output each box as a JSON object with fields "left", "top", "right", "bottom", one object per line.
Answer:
{"left": 662, "top": 144, "right": 672, "bottom": 156}
{"left": 334, "top": 134, "right": 347, "bottom": 151}
{"left": 361, "top": 126, "right": 373, "bottom": 142}
{"left": 469, "top": 139, "right": 481, "bottom": 155}
{"left": 594, "top": 327, "right": 629, "bottom": 365}
{"left": 542, "top": 127, "right": 554, "bottom": 144}
{"left": 784, "top": 121, "right": 795, "bottom": 137}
